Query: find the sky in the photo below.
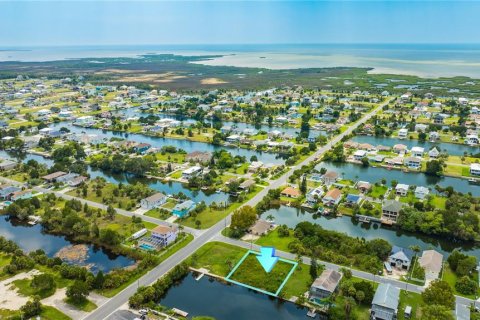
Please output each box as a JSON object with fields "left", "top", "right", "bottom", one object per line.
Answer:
{"left": 0, "top": 1, "right": 479, "bottom": 46}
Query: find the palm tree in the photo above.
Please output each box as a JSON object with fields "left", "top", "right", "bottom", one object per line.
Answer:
{"left": 266, "top": 214, "right": 275, "bottom": 222}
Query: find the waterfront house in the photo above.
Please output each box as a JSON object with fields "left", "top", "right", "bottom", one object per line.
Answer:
{"left": 11, "top": 190, "right": 33, "bottom": 201}
{"left": 393, "top": 144, "right": 407, "bottom": 154}
{"left": 470, "top": 163, "right": 480, "bottom": 176}
{"left": 185, "top": 151, "right": 212, "bottom": 164}
{"left": 404, "top": 157, "right": 422, "bottom": 169}
{"left": 239, "top": 179, "right": 255, "bottom": 191}
{"left": 281, "top": 186, "right": 301, "bottom": 199}
{"left": 353, "top": 150, "right": 368, "bottom": 161}
{"left": 0, "top": 159, "right": 17, "bottom": 171}
{"left": 42, "top": 171, "right": 67, "bottom": 183}
{"left": 466, "top": 134, "right": 479, "bottom": 145}
{"left": 133, "top": 143, "right": 151, "bottom": 154}
{"left": 322, "top": 171, "right": 339, "bottom": 185}
{"left": 414, "top": 186, "right": 430, "bottom": 200}
{"left": 429, "top": 131, "right": 440, "bottom": 141}
{"left": 149, "top": 225, "right": 178, "bottom": 247}
{"left": 249, "top": 219, "right": 274, "bottom": 236}
{"left": 381, "top": 200, "right": 403, "bottom": 223}
{"left": 309, "top": 269, "right": 342, "bottom": 300}
{"left": 220, "top": 126, "right": 232, "bottom": 134}
{"left": 268, "top": 130, "right": 283, "bottom": 139}
{"left": 22, "top": 135, "right": 42, "bottom": 148}
{"left": 141, "top": 193, "right": 167, "bottom": 210}
{"left": 182, "top": 166, "right": 203, "bottom": 180}
{"left": 306, "top": 187, "right": 324, "bottom": 204}
{"left": 248, "top": 161, "right": 264, "bottom": 173}
{"left": 322, "top": 188, "right": 342, "bottom": 206}
{"left": 419, "top": 250, "right": 443, "bottom": 281}
{"left": 433, "top": 114, "right": 444, "bottom": 124}
{"left": 55, "top": 173, "right": 80, "bottom": 184}
{"left": 226, "top": 134, "right": 241, "bottom": 143}
{"left": 172, "top": 200, "right": 195, "bottom": 218}
{"left": 370, "top": 283, "right": 400, "bottom": 320}
{"left": 388, "top": 246, "right": 414, "bottom": 270}
{"left": 410, "top": 146, "right": 424, "bottom": 157}
{"left": 357, "top": 181, "right": 372, "bottom": 193}
{"left": 428, "top": 147, "right": 440, "bottom": 158}
{"left": 415, "top": 124, "right": 428, "bottom": 132}
{"left": 67, "top": 176, "right": 87, "bottom": 187}
{"left": 0, "top": 185, "right": 21, "bottom": 200}
{"left": 74, "top": 115, "right": 95, "bottom": 127}
{"left": 395, "top": 184, "right": 409, "bottom": 196}
{"left": 398, "top": 128, "right": 408, "bottom": 139}
{"left": 345, "top": 194, "right": 361, "bottom": 206}
{"left": 358, "top": 143, "right": 375, "bottom": 151}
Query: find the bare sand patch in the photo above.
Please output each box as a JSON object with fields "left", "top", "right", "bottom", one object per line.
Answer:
{"left": 200, "top": 77, "right": 228, "bottom": 85}
{"left": 0, "top": 269, "right": 41, "bottom": 310}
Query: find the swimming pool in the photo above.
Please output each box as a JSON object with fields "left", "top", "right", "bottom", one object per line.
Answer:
{"left": 139, "top": 244, "right": 155, "bottom": 251}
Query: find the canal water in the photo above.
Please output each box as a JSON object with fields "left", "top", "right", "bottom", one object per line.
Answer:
{"left": 116, "top": 107, "right": 326, "bottom": 138}
{"left": 316, "top": 161, "right": 480, "bottom": 196}
{"left": 261, "top": 205, "right": 480, "bottom": 259}
{"left": 48, "top": 122, "right": 286, "bottom": 165}
{"left": 0, "top": 151, "right": 232, "bottom": 206}
{"left": 0, "top": 216, "right": 135, "bottom": 273}
{"left": 159, "top": 273, "right": 308, "bottom": 320}
{"left": 352, "top": 135, "right": 480, "bottom": 156}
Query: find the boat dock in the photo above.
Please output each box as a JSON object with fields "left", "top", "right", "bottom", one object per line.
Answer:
{"left": 307, "top": 309, "right": 317, "bottom": 318}
{"left": 172, "top": 308, "right": 188, "bottom": 317}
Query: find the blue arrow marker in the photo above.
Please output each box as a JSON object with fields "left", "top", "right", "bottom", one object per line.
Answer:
{"left": 256, "top": 247, "right": 279, "bottom": 273}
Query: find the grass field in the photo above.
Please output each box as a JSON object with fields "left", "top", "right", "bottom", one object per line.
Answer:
{"left": 255, "top": 228, "right": 294, "bottom": 253}
{"left": 190, "top": 241, "right": 311, "bottom": 299}
{"left": 13, "top": 278, "right": 56, "bottom": 299}
{"left": 228, "top": 254, "right": 296, "bottom": 294}
{"left": 65, "top": 298, "right": 97, "bottom": 312}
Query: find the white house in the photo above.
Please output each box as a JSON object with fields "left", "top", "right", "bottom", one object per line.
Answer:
{"left": 428, "top": 147, "right": 440, "bottom": 158}
{"left": 414, "top": 186, "right": 430, "bottom": 200}
{"left": 141, "top": 193, "right": 167, "bottom": 210}
{"left": 404, "top": 157, "right": 422, "bottom": 169}
{"left": 398, "top": 128, "right": 408, "bottom": 139}
{"left": 306, "top": 187, "right": 324, "bottom": 204}
{"left": 182, "top": 166, "right": 203, "bottom": 180}
{"left": 74, "top": 116, "right": 95, "bottom": 127}
{"left": 470, "top": 163, "right": 480, "bottom": 176}
{"left": 395, "top": 184, "right": 409, "bottom": 196}
{"left": 353, "top": 150, "right": 368, "bottom": 161}
{"left": 466, "top": 134, "right": 479, "bottom": 145}
{"left": 410, "top": 146, "right": 424, "bottom": 157}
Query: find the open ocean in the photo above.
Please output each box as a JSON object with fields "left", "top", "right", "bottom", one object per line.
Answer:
{"left": 1, "top": 44, "right": 480, "bottom": 78}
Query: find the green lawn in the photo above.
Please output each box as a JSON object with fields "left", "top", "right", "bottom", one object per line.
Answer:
{"left": 398, "top": 291, "right": 422, "bottom": 320}
{"left": 12, "top": 278, "right": 56, "bottom": 299}
{"left": 255, "top": 228, "right": 294, "bottom": 253}
{"left": 40, "top": 306, "right": 72, "bottom": 320}
{"left": 229, "top": 254, "right": 296, "bottom": 294}
{"left": 443, "top": 265, "right": 479, "bottom": 299}
{"left": 369, "top": 185, "right": 387, "bottom": 199}
{"left": 190, "top": 241, "right": 311, "bottom": 299}
{"left": 64, "top": 298, "right": 97, "bottom": 312}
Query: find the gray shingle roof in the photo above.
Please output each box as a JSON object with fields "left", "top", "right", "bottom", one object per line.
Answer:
{"left": 372, "top": 283, "right": 400, "bottom": 310}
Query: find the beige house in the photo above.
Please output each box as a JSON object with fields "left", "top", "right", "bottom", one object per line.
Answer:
{"left": 418, "top": 250, "right": 444, "bottom": 281}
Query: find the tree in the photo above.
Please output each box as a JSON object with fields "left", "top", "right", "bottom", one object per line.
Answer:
{"left": 93, "top": 270, "right": 105, "bottom": 289}
{"left": 21, "top": 297, "right": 42, "bottom": 319}
{"left": 455, "top": 276, "right": 478, "bottom": 295}
{"left": 106, "top": 205, "right": 116, "bottom": 220}
{"left": 418, "top": 132, "right": 427, "bottom": 142}
{"left": 309, "top": 256, "right": 318, "bottom": 279}
{"left": 299, "top": 175, "right": 307, "bottom": 194}
{"left": 420, "top": 305, "right": 455, "bottom": 320}
{"left": 421, "top": 280, "right": 455, "bottom": 308}
{"left": 425, "top": 160, "right": 443, "bottom": 176}
{"left": 366, "top": 239, "right": 392, "bottom": 260}
{"left": 31, "top": 273, "right": 56, "bottom": 293}
{"left": 66, "top": 280, "right": 89, "bottom": 303}
{"left": 361, "top": 157, "right": 370, "bottom": 167}
{"left": 230, "top": 206, "right": 257, "bottom": 233}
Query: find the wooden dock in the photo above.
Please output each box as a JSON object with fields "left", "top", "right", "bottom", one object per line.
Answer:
{"left": 172, "top": 308, "right": 188, "bottom": 317}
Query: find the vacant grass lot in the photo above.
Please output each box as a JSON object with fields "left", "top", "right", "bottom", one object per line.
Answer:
{"left": 229, "top": 254, "right": 295, "bottom": 294}
{"left": 190, "top": 242, "right": 311, "bottom": 299}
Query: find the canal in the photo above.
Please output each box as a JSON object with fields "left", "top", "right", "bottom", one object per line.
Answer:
{"left": 0, "top": 216, "right": 135, "bottom": 273}
{"left": 261, "top": 205, "right": 480, "bottom": 259}
{"left": 159, "top": 273, "right": 308, "bottom": 320}
{"left": 316, "top": 161, "right": 480, "bottom": 196}
{"left": 352, "top": 135, "right": 480, "bottom": 156}
{"left": 49, "top": 122, "right": 287, "bottom": 165}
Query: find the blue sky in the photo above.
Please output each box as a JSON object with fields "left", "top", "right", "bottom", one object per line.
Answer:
{"left": 0, "top": 1, "right": 479, "bottom": 46}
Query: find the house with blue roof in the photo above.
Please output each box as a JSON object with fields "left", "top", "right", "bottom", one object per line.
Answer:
{"left": 345, "top": 194, "right": 361, "bottom": 206}
{"left": 388, "top": 246, "right": 414, "bottom": 270}
{"left": 172, "top": 200, "right": 195, "bottom": 218}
